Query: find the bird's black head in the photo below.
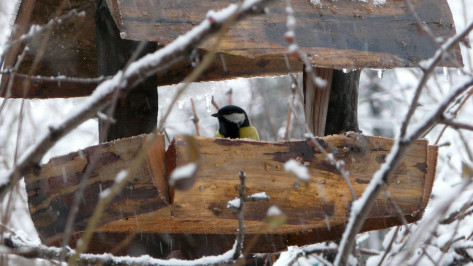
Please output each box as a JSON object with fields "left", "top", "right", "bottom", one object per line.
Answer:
{"left": 212, "top": 105, "right": 250, "bottom": 138}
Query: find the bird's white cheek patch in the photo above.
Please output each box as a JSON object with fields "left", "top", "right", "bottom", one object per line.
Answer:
{"left": 223, "top": 113, "right": 245, "bottom": 125}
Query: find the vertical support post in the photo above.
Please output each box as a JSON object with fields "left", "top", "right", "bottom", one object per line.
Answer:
{"left": 303, "top": 67, "right": 360, "bottom": 137}
{"left": 95, "top": 0, "right": 158, "bottom": 142}
{"left": 303, "top": 67, "right": 333, "bottom": 136}
{"left": 324, "top": 70, "right": 361, "bottom": 135}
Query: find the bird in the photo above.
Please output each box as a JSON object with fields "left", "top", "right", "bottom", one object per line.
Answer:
{"left": 211, "top": 105, "right": 259, "bottom": 141}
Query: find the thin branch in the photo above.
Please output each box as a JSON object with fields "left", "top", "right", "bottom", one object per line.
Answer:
{"left": 211, "top": 96, "right": 220, "bottom": 110}
{"left": 334, "top": 77, "right": 473, "bottom": 266}
{"left": 233, "top": 171, "right": 247, "bottom": 261}
{"left": 376, "top": 227, "right": 400, "bottom": 266}
{"left": 0, "top": 0, "right": 275, "bottom": 203}
{"left": 1, "top": 231, "right": 236, "bottom": 265}
{"left": 440, "top": 119, "right": 473, "bottom": 132}
{"left": 440, "top": 193, "right": 473, "bottom": 224}
{"left": 435, "top": 88, "right": 473, "bottom": 144}
{"left": 284, "top": 80, "right": 296, "bottom": 140}
{"left": 190, "top": 98, "right": 200, "bottom": 136}
{"left": 384, "top": 189, "right": 410, "bottom": 233}
{"left": 403, "top": 0, "right": 439, "bottom": 43}
{"left": 0, "top": 46, "right": 28, "bottom": 120}
{"left": 0, "top": 9, "right": 85, "bottom": 68}
{"left": 399, "top": 21, "right": 473, "bottom": 137}
{"left": 2, "top": 72, "right": 110, "bottom": 83}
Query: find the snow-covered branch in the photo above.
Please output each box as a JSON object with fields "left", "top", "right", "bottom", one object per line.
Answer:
{"left": 400, "top": 21, "right": 473, "bottom": 137}
{"left": 0, "top": 9, "right": 86, "bottom": 66}
{"left": 0, "top": 0, "right": 274, "bottom": 202}
{"left": 335, "top": 76, "right": 473, "bottom": 265}
{"left": 2, "top": 231, "right": 237, "bottom": 265}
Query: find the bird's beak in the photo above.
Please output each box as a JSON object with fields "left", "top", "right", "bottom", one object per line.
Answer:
{"left": 211, "top": 113, "right": 219, "bottom": 117}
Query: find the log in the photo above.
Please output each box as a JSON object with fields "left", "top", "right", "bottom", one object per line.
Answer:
{"left": 25, "top": 134, "right": 168, "bottom": 244}
{"left": 1, "top": 0, "right": 461, "bottom": 98}
{"left": 25, "top": 133, "right": 436, "bottom": 257}
{"left": 164, "top": 134, "right": 435, "bottom": 235}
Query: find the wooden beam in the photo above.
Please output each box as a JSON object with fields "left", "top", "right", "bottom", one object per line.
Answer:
{"left": 25, "top": 134, "right": 168, "bottom": 244}
{"left": 324, "top": 70, "right": 361, "bottom": 135}
{"left": 303, "top": 67, "right": 333, "bottom": 136}
{"left": 113, "top": 0, "right": 461, "bottom": 69}
{"left": 25, "top": 134, "right": 436, "bottom": 257}
{"left": 1, "top": 0, "right": 461, "bottom": 99}
{"left": 95, "top": 0, "right": 158, "bottom": 142}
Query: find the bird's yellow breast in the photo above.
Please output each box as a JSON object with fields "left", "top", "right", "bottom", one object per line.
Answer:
{"left": 214, "top": 126, "right": 259, "bottom": 141}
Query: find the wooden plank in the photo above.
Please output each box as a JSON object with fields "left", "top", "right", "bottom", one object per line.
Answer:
{"left": 1, "top": 0, "right": 461, "bottom": 99}
{"left": 25, "top": 134, "right": 168, "bottom": 244}
{"left": 26, "top": 133, "right": 436, "bottom": 255}
{"left": 95, "top": 0, "right": 158, "bottom": 142}
{"left": 160, "top": 134, "right": 433, "bottom": 235}
{"left": 303, "top": 67, "right": 333, "bottom": 136}
{"left": 114, "top": 0, "right": 462, "bottom": 68}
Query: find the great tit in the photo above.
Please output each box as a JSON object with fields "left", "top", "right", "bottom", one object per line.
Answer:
{"left": 211, "top": 105, "right": 260, "bottom": 141}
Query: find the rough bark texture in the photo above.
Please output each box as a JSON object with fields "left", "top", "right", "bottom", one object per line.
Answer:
{"left": 95, "top": 0, "right": 158, "bottom": 142}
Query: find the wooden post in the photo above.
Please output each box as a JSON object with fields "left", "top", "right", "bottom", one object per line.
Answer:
{"left": 304, "top": 68, "right": 360, "bottom": 137}
{"left": 95, "top": 0, "right": 158, "bottom": 142}
{"left": 324, "top": 70, "right": 361, "bottom": 135}
{"left": 303, "top": 67, "right": 333, "bottom": 136}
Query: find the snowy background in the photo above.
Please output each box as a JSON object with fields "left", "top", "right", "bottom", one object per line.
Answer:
{"left": 0, "top": 0, "right": 472, "bottom": 265}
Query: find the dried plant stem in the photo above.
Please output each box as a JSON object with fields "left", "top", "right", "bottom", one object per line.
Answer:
{"left": 233, "top": 171, "right": 247, "bottom": 261}
{"left": 211, "top": 96, "right": 220, "bottom": 110}
{"left": 377, "top": 227, "right": 399, "bottom": 266}
{"left": 190, "top": 98, "right": 200, "bottom": 136}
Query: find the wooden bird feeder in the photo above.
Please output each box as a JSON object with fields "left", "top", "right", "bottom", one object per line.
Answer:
{"left": 1, "top": 0, "right": 462, "bottom": 98}
{"left": 3, "top": 0, "right": 461, "bottom": 260}
{"left": 26, "top": 133, "right": 437, "bottom": 257}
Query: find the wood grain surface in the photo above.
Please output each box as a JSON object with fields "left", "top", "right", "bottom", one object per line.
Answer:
{"left": 1, "top": 0, "right": 461, "bottom": 98}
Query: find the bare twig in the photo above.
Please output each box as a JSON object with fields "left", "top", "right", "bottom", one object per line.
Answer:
{"left": 0, "top": 0, "right": 275, "bottom": 203}
{"left": 226, "top": 88, "right": 233, "bottom": 105}
{"left": 384, "top": 189, "right": 410, "bottom": 233}
{"left": 233, "top": 171, "right": 247, "bottom": 261}
{"left": 399, "top": 21, "right": 473, "bottom": 137}
{"left": 211, "top": 96, "right": 220, "bottom": 110}
{"left": 376, "top": 227, "right": 400, "bottom": 266}
{"left": 284, "top": 80, "right": 296, "bottom": 140}
{"left": 1, "top": 230, "right": 236, "bottom": 265}
{"left": 190, "top": 98, "right": 200, "bottom": 136}
{"left": 435, "top": 88, "right": 473, "bottom": 144}
{"left": 440, "top": 193, "right": 473, "bottom": 224}
{"left": 440, "top": 119, "right": 473, "bottom": 132}
{"left": 0, "top": 9, "right": 85, "bottom": 68}
{"left": 0, "top": 46, "right": 28, "bottom": 120}
{"left": 403, "top": 0, "right": 439, "bottom": 43}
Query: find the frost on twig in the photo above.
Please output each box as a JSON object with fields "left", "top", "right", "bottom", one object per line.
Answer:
{"left": 335, "top": 75, "right": 473, "bottom": 265}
